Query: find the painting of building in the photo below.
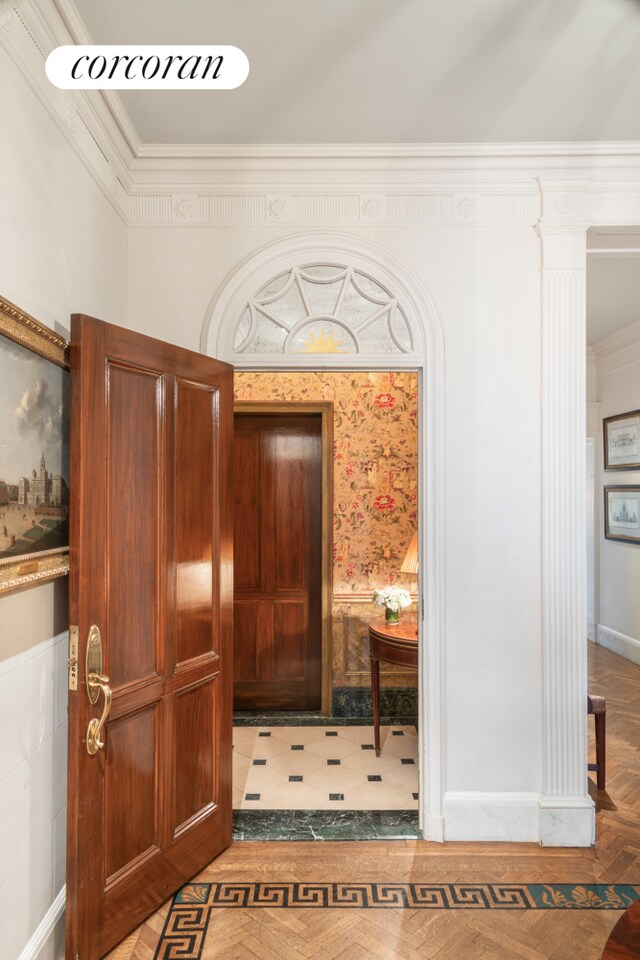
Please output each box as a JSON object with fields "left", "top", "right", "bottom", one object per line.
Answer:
{"left": 17, "top": 453, "right": 69, "bottom": 508}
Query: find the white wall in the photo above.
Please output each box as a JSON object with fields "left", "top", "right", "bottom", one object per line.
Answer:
{"left": 0, "top": 584, "right": 68, "bottom": 960}
{"left": 127, "top": 221, "right": 543, "bottom": 837}
{"left": 0, "top": 38, "right": 127, "bottom": 960}
{"left": 595, "top": 333, "right": 640, "bottom": 663}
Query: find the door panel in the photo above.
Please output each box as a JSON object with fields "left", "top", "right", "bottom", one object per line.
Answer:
{"left": 233, "top": 414, "right": 321, "bottom": 711}
{"left": 67, "top": 315, "right": 233, "bottom": 959}
{"left": 106, "top": 364, "right": 162, "bottom": 688}
{"left": 174, "top": 380, "right": 216, "bottom": 664}
{"left": 233, "top": 428, "right": 261, "bottom": 591}
{"left": 105, "top": 706, "right": 159, "bottom": 882}
{"left": 172, "top": 679, "right": 216, "bottom": 834}
{"left": 233, "top": 600, "right": 261, "bottom": 681}
{"left": 271, "top": 433, "right": 309, "bottom": 592}
{"left": 273, "top": 601, "right": 308, "bottom": 680}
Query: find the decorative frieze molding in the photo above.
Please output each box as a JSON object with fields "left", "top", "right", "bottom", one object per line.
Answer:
{"left": 586, "top": 189, "right": 640, "bottom": 226}
{"left": 5, "top": 1, "right": 640, "bottom": 230}
{"left": 0, "top": 0, "right": 130, "bottom": 219}
{"left": 537, "top": 181, "right": 594, "bottom": 846}
{"left": 128, "top": 190, "right": 541, "bottom": 227}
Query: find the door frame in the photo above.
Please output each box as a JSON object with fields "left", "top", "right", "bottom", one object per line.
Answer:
{"left": 234, "top": 401, "right": 334, "bottom": 715}
{"left": 205, "top": 232, "right": 446, "bottom": 841}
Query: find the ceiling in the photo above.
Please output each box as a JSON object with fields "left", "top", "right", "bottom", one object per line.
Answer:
{"left": 69, "top": 0, "right": 640, "bottom": 146}
{"left": 64, "top": 0, "right": 640, "bottom": 345}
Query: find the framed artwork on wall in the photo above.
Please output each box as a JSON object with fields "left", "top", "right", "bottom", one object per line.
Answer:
{"left": 0, "top": 296, "right": 70, "bottom": 594}
{"left": 603, "top": 409, "right": 640, "bottom": 471}
{"left": 604, "top": 486, "right": 640, "bottom": 545}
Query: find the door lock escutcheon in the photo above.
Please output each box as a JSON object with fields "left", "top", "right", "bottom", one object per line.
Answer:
{"left": 85, "top": 625, "right": 112, "bottom": 755}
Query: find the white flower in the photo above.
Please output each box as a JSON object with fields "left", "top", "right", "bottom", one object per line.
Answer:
{"left": 372, "top": 586, "right": 412, "bottom": 611}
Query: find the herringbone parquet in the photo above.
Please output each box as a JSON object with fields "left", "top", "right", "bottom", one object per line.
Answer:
{"left": 105, "top": 643, "right": 640, "bottom": 960}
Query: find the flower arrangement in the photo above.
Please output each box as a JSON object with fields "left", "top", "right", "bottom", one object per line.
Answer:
{"left": 372, "top": 586, "right": 412, "bottom": 623}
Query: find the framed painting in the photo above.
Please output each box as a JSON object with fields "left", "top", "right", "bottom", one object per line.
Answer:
{"left": 0, "top": 296, "right": 70, "bottom": 594}
{"left": 603, "top": 409, "right": 640, "bottom": 471}
{"left": 604, "top": 486, "right": 640, "bottom": 545}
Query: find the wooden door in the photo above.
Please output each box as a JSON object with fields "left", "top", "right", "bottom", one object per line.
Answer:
{"left": 66, "top": 315, "right": 233, "bottom": 959}
{"left": 233, "top": 413, "right": 322, "bottom": 711}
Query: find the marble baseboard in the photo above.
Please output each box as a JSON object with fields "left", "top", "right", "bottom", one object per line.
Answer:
{"left": 332, "top": 686, "right": 418, "bottom": 719}
{"left": 233, "top": 809, "right": 421, "bottom": 841}
{"left": 443, "top": 792, "right": 541, "bottom": 842}
{"left": 539, "top": 797, "right": 595, "bottom": 847}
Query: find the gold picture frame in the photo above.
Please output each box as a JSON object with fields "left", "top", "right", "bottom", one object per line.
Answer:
{"left": 0, "top": 296, "right": 70, "bottom": 594}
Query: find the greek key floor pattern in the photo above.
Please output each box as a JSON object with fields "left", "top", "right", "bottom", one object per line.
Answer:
{"left": 106, "top": 643, "right": 640, "bottom": 960}
{"left": 151, "top": 883, "right": 640, "bottom": 959}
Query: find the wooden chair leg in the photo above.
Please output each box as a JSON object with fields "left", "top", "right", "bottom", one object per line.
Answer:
{"left": 595, "top": 710, "right": 606, "bottom": 791}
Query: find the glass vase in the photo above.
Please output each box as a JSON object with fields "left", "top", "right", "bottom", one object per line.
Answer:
{"left": 385, "top": 606, "right": 399, "bottom": 624}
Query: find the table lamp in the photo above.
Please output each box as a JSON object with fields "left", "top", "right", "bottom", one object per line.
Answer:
{"left": 400, "top": 531, "right": 418, "bottom": 575}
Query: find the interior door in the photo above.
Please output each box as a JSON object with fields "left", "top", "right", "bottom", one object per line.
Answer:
{"left": 233, "top": 413, "right": 322, "bottom": 711}
{"left": 66, "top": 315, "right": 233, "bottom": 959}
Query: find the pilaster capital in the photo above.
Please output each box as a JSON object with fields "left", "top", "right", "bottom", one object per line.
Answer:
{"left": 537, "top": 179, "right": 591, "bottom": 225}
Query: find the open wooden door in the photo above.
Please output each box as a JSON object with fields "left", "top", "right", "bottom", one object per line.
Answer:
{"left": 66, "top": 315, "right": 233, "bottom": 959}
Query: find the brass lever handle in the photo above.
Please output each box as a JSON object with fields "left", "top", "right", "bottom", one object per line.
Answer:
{"left": 86, "top": 672, "right": 112, "bottom": 756}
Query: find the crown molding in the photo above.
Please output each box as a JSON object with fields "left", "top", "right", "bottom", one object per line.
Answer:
{"left": 132, "top": 140, "right": 640, "bottom": 162}
{"left": 4, "top": 0, "right": 640, "bottom": 229}
{"left": 51, "top": 0, "right": 142, "bottom": 158}
{"left": 592, "top": 317, "right": 640, "bottom": 359}
{"left": 592, "top": 318, "right": 640, "bottom": 376}
{"left": 0, "top": 0, "right": 132, "bottom": 218}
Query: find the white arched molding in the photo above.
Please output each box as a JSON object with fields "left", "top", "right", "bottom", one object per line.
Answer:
{"left": 537, "top": 183, "right": 594, "bottom": 846}
{"left": 201, "top": 232, "right": 446, "bottom": 841}
{"left": 202, "top": 235, "right": 425, "bottom": 368}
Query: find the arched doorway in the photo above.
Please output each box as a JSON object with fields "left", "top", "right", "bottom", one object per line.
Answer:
{"left": 202, "top": 232, "right": 446, "bottom": 840}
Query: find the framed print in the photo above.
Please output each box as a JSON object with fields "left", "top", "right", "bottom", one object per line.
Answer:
{"left": 603, "top": 409, "right": 640, "bottom": 471}
{"left": 0, "top": 296, "right": 70, "bottom": 594}
{"left": 604, "top": 486, "right": 640, "bottom": 545}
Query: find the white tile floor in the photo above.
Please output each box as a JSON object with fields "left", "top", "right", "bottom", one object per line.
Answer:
{"left": 233, "top": 725, "right": 419, "bottom": 810}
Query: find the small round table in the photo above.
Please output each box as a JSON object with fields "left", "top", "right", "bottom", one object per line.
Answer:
{"left": 601, "top": 898, "right": 640, "bottom": 959}
{"left": 369, "top": 616, "right": 419, "bottom": 756}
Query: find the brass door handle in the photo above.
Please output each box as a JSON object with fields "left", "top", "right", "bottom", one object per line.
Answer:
{"left": 86, "top": 673, "right": 112, "bottom": 756}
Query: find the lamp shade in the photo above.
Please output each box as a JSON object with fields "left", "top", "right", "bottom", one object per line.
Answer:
{"left": 400, "top": 531, "right": 418, "bottom": 574}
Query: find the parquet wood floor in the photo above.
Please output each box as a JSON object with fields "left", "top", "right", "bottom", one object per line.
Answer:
{"left": 105, "top": 643, "right": 640, "bottom": 960}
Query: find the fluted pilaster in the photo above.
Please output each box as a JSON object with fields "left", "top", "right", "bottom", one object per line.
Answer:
{"left": 537, "top": 182, "right": 594, "bottom": 845}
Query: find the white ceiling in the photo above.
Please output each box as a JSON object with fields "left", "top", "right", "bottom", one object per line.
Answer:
{"left": 587, "top": 229, "right": 640, "bottom": 345}
{"left": 69, "top": 0, "right": 640, "bottom": 145}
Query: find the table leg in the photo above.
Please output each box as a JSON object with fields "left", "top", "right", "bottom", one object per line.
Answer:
{"left": 370, "top": 654, "right": 381, "bottom": 757}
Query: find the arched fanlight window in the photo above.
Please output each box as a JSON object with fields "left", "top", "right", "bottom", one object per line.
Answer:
{"left": 233, "top": 263, "right": 414, "bottom": 355}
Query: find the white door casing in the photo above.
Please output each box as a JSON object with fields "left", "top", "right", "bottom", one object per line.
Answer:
{"left": 202, "top": 231, "right": 447, "bottom": 841}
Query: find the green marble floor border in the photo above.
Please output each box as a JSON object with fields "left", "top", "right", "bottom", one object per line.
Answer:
{"left": 233, "top": 809, "right": 421, "bottom": 841}
{"left": 233, "top": 712, "right": 418, "bottom": 728}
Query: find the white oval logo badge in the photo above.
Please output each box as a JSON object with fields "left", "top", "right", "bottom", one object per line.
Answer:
{"left": 45, "top": 45, "right": 249, "bottom": 90}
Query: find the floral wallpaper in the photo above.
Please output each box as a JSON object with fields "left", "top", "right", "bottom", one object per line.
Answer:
{"left": 234, "top": 371, "right": 419, "bottom": 689}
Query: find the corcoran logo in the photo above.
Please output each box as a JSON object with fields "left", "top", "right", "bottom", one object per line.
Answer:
{"left": 45, "top": 45, "right": 249, "bottom": 89}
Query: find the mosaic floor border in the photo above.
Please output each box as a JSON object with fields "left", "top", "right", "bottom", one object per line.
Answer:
{"left": 153, "top": 882, "right": 640, "bottom": 959}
